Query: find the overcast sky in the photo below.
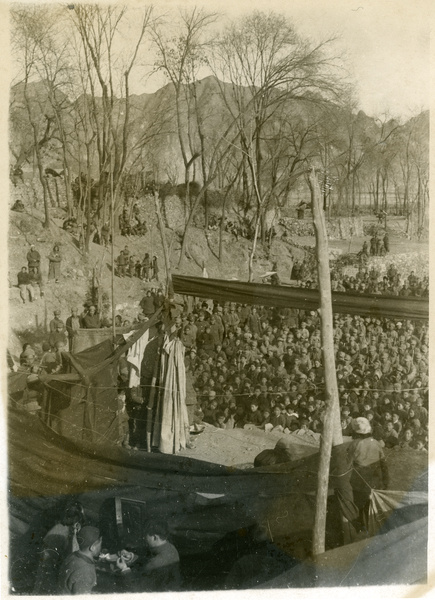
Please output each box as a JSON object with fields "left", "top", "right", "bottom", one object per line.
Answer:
{"left": 6, "top": 0, "right": 431, "bottom": 120}
{"left": 136, "top": 0, "right": 431, "bottom": 120}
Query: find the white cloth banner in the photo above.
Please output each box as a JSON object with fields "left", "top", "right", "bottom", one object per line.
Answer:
{"left": 126, "top": 329, "right": 150, "bottom": 388}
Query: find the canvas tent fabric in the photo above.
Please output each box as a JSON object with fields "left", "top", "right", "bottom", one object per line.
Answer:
{"left": 257, "top": 516, "right": 427, "bottom": 588}
{"left": 8, "top": 402, "right": 428, "bottom": 591}
{"left": 150, "top": 336, "right": 189, "bottom": 453}
{"left": 126, "top": 328, "right": 150, "bottom": 387}
{"left": 9, "top": 401, "right": 427, "bottom": 535}
{"left": 172, "top": 275, "right": 429, "bottom": 320}
{"left": 9, "top": 310, "right": 194, "bottom": 448}
{"left": 367, "top": 489, "right": 428, "bottom": 535}
{"left": 8, "top": 403, "right": 355, "bottom": 542}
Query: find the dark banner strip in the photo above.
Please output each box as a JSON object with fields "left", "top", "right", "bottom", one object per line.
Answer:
{"left": 172, "top": 275, "right": 428, "bottom": 320}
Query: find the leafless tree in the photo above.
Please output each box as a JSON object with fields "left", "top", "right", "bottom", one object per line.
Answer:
{"left": 151, "top": 8, "right": 219, "bottom": 222}
{"left": 210, "top": 11, "right": 346, "bottom": 279}
{"left": 69, "top": 4, "right": 153, "bottom": 250}
{"left": 11, "top": 6, "right": 61, "bottom": 227}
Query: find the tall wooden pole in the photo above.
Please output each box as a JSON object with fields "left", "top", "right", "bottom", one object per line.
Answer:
{"left": 111, "top": 168, "right": 116, "bottom": 343}
{"left": 309, "top": 167, "right": 343, "bottom": 557}
{"left": 154, "top": 191, "right": 172, "bottom": 296}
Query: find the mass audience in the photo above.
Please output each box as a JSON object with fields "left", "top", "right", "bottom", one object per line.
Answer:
{"left": 14, "top": 241, "right": 429, "bottom": 454}
{"left": 180, "top": 296, "right": 428, "bottom": 453}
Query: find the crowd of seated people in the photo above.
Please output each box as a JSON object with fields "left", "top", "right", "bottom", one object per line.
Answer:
{"left": 178, "top": 288, "right": 428, "bottom": 452}
{"left": 12, "top": 256, "right": 429, "bottom": 453}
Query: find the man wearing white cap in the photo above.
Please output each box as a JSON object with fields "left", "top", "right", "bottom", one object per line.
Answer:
{"left": 347, "top": 417, "right": 389, "bottom": 521}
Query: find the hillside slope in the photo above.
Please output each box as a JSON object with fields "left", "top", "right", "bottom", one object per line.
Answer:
{"left": 8, "top": 175, "right": 428, "bottom": 353}
{"left": 8, "top": 204, "right": 299, "bottom": 342}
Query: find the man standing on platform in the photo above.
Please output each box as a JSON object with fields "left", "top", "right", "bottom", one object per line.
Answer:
{"left": 66, "top": 308, "right": 81, "bottom": 352}
{"left": 81, "top": 305, "right": 101, "bottom": 329}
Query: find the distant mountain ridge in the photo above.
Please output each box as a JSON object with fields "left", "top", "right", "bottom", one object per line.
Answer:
{"left": 10, "top": 74, "right": 429, "bottom": 191}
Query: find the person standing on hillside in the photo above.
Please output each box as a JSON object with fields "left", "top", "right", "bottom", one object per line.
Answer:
{"left": 27, "top": 244, "right": 41, "bottom": 274}
{"left": 116, "top": 250, "right": 127, "bottom": 277}
{"left": 29, "top": 268, "right": 44, "bottom": 299}
{"left": 153, "top": 288, "right": 165, "bottom": 312}
{"left": 48, "top": 244, "right": 62, "bottom": 282}
{"left": 151, "top": 256, "right": 159, "bottom": 281}
{"left": 50, "top": 310, "right": 64, "bottom": 332}
{"left": 101, "top": 221, "right": 110, "bottom": 247}
{"left": 17, "top": 266, "right": 34, "bottom": 303}
{"left": 142, "top": 253, "right": 151, "bottom": 281}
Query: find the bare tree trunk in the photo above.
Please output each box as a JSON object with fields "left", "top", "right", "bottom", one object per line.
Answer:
{"left": 54, "top": 177, "right": 60, "bottom": 207}
{"left": 85, "top": 144, "right": 92, "bottom": 254}
{"left": 219, "top": 187, "right": 232, "bottom": 260}
{"left": 154, "top": 191, "right": 172, "bottom": 295}
{"left": 248, "top": 210, "right": 261, "bottom": 282}
{"left": 309, "top": 168, "right": 343, "bottom": 557}
{"left": 177, "top": 179, "right": 214, "bottom": 268}
{"left": 23, "top": 86, "right": 51, "bottom": 227}
{"left": 41, "top": 177, "right": 51, "bottom": 229}
{"left": 46, "top": 177, "right": 56, "bottom": 207}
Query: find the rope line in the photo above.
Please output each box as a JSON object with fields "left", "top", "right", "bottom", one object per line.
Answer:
{"left": 41, "top": 380, "right": 428, "bottom": 394}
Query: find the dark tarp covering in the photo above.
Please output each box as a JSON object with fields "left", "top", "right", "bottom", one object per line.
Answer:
{"left": 9, "top": 402, "right": 427, "bottom": 536}
{"left": 16, "top": 312, "right": 162, "bottom": 444}
{"left": 172, "top": 275, "right": 429, "bottom": 320}
{"left": 8, "top": 403, "right": 346, "bottom": 591}
{"left": 8, "top": 404, "right": 428, "bottom": 590}
{"left": 258, "top": 516, "right": 427, "bottom": 587}
{"left": 8, "top": 403, "right": 358, "bottom": 545}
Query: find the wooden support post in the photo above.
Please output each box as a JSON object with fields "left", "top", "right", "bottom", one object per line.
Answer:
{"left": 111, "top": 169, "right": 116, "bottom": 344}
{"left": 146, "top": 336, "right": 164, "bottom": 452}
{"left": 154, "top": 191, "right": 173, "bottom": 296}
{"left": 309, "top": 167, "right": 343, "bottom": 557}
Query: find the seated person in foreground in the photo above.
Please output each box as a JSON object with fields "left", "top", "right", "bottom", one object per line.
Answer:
{"left": 115, "top": 520, "right": 180, "bottom": 592}
{"left": 58, "top": 526, "right": 102, "bottom": 595}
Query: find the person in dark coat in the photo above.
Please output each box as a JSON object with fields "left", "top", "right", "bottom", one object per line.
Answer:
{"left": 140, "top": 290, "right": 155, "bottom": 318}
{"left": 49, "top": 310, "right": 64, "bottom": 332}
{"left": 66, "top": 308, "right": 81, "bottom": 352}
{"left": 151, "top": 256, "right": 159, "bottom": 281}
{"left": 48, "top": 245, "right": 62, "bottom": 282}
{"left": 383, "top": 233, "right": 390, "bottom": 253}
{"left": 18, "top": 267, "right": 34, "bottom": 303}
{"left": 347, "top": 417, "right": 389, "bottom": 528}
{"left": 81, "top": 305, "right": 101, "bottom": 329}
{"left": 101, "top": 222, "right": 110, "bottom": 247}
{"left": 27, "top": 245, "right": 41, "bottom": 274}
{"left": 115, "top": 521, "right": 180, "bottom": 593}
{"left": 153, "top": 289, "right": 165, "bottom": 312}
{"left": 116, "top": 251, "right": 127, "bottom": 277}
{"left": 33, "top": 502, "right": 85, "bottom": 595}
{"left": 142, "top": 253, "right": 151, "bottom": 281}
{"left": 58, "top": 526, "right": 102, "bottom": 595}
